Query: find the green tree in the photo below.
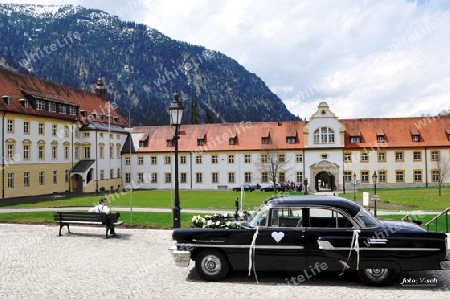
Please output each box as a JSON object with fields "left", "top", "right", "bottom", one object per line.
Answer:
{"left": 189, "top": 98, "right": 199, "bottom": 124}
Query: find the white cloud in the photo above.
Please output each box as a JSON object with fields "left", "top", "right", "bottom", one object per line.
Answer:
{"left": 1, "top": 0, "right": 450, "bottom": 119}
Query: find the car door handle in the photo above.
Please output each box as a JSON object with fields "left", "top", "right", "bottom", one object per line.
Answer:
{"left": 367, "top": 238, "right": 388, "bottom": 245}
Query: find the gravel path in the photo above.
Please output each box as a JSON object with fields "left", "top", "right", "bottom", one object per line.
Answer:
{"left": 0, "top": 224, "right": 449, "bottom": 298}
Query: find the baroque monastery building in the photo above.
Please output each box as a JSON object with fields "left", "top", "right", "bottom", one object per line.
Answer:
{"left": 0, "top": 67, "right": 449, "bottom": 199}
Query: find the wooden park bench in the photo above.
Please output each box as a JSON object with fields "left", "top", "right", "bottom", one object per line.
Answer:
{"left": 53, "top": 211, "right": 123, "bottom": 238}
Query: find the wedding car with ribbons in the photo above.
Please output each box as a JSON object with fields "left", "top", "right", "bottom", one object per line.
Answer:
{"left": 169, "top": 195, "right": 450, "bottom": 286}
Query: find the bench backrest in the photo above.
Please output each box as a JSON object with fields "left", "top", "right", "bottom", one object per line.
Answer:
{"left": 53, "top": 212, "right": 120, "bottom": 223}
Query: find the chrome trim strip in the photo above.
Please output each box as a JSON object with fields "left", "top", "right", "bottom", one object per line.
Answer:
{"left": 322, "top": 247, "right": 440, "bottom": 251}
{"left": 177, "top": 243, "right": 304, "bottom": 250}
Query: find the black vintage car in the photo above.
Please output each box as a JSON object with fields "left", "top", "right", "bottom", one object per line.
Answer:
{"left": 232, "top": 184, "right": 256, "bottom": 192}
{"left": 170, "top": 195, "right": 450, "bottom": 286}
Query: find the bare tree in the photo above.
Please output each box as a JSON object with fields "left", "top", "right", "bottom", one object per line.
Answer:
{"left": 435, "top": 154, "right": 450, "bottom": 196}
{"left": 254, "top": 143, "right": 292, "bottom": 192}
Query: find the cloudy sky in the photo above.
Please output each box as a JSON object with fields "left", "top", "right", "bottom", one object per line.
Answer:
{"left": 1, "top": 0, "right": 450, "bottom": 119}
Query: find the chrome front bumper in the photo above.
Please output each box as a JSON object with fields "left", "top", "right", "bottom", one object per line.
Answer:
{"left": 169, "top": 245, "right": 191, "bottom": 267}
{"left": 440, "top": 260, "right": 450, "bottom": 270}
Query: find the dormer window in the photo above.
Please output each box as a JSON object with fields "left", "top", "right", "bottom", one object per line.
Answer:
{"left": 80, "top": 110, "right": 87, "bottom": 118}
{"left": 377, "top": 135, "right": 385, "bottom": 143}
{"left": 197, "top": 139, "right": 204, "bottom": 146}
{"left": 314, "top": 127, "right": 335, "bottom": 144}
{"left": 261, "top": 137, "right": 269, "bottom": 144}
{"left": 92, "top": 113, "right": 97, "bottom": 119}
{"left": 445, "top": 126, "right": 450, "bottom": 141}
{"left": 19, "top": 98, "right": 29, "bottom": 108}
{"left": 229, "top": 137, "right": 236, "bottom": 145}
{"left": 412, "top": 135, "right": 419, "bottom": 142}
{"left": 286, "top": 137, "right": 296, "bottom": 144}
{"left": 166, "top": 139, "right": 173, "bottom": 147}
{"left": 139, "top": 141, "right": 145, "bottom": 147}
{"left": 2, "top": 95, "right": 12, "bottom": 106}
{"left": 113, "top": 117, "right": 118, "bottom": 122}
{"left": 350, "top": 137, "right": 361, "bottom": 143}
{"left": 410, "top": 127, "right": 420, "bottom": 142}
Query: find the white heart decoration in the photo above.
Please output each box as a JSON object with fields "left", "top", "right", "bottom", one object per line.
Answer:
{"left": 271, "top": 232, "right": 285, "bottom": 243}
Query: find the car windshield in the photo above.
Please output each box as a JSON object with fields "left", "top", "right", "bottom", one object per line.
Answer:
{"left": 247, "top": 205, "right": 267, "bottom": 227}
{"left": 354, "top": 208, "right": 379, "bottom": 228}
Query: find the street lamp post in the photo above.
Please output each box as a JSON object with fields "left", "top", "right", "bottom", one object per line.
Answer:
{"left": 353, "top": 172, "right": 357, "bottom": 201}
{"left": 372, "top": 171, "right": 378, "bottom": 217}
{"left": 168, "top": 92, "right": 184, "bottom": 229}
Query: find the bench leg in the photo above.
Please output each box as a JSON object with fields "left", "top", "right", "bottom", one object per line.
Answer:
{"left": 58, "top": 223, "right": 70, "bottom": 236}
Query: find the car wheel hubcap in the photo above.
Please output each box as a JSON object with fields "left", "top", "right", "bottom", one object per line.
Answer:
{"left": 201, "top": 255, "right": 221, "bottom": 275}
{"left": 364, "top": 268, "right": 389, "bottom": 282}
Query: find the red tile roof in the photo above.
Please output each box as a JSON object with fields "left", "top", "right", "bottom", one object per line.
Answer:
{"left": 0, "top": 67, "right": 128, "bottom": 127}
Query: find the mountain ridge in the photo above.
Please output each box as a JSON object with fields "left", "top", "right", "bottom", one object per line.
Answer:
{"left": 0, "top": 4, "right": 298, "bottom": 125}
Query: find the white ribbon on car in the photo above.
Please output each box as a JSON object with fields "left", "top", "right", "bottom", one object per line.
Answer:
{"left": 339, "top": 229, "right": 361, "bottom": 276}
{"left": 248, "top": 226, "right": 259, "bottom": 283}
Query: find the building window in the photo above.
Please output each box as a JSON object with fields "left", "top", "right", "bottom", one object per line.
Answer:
{"left": 151, "top": 173, "right": 157, "bottom": 183}
{"left": 261, "top": 172, "right": 269, "bottom": 183}
{"left": 244, "top": 172, "right": 252, "bottom": 183}
{"left": 23, "top": 121, "right": 30, "bottom": 134}
{"left": 378, "top": 152, "right": 386, "bottom": 162}
{"left": 7, "top": 173, "right": 14, "bottom": 188}
{"left": 64, "top": 145, "right": 69, "bottom": 160}
{"left": 100, "top": 170, "right": 104, "bottom": 180}
{"left": 38, "top": 145, "right": 45, "bottom": 160}
{"left": 412, "top": 135, "right": 419, "bottom": 142}
{"left": 23, "top": 145, "right": 30, "bottom": 160}
{"left": 431, "top": 170, "right": 439, "bottom": 182}
{"left": 64, "top": 126, "right": 69, "bottom": 138}
{"left": 180, "top": 173, "right": 187, "bottom": 183}
{"left": 49, "top": 102, "right": 56, "bottom": 112}
{"left": 413, "top": 170, "right": 422, "bottom": 182}
{"left": 83, "top": 132, "right": 90, "bottom": 138}
{"left": 52, "top": 124, "right": 57, "bottom": 136}
{"left": 180, "top": 156, "right": 187, "bottom": 164}
{"left": 360, "top": 152, "right": 369, "bottom": 162}
{"left": 110, "top": 146, "right": 114, "bottom": 159}
{"left": 229, "top": 137, "right": 236, "bottom": 145}
{"left": 117, "top": 168, "right": 121, "bottom": 179}
{"left": 84, "top": 147, "right": 91, "bottom": 159}
{"left": 197, "top": 139, "right": 204, "bottom": 146}
{"left": 211, "top": 155, "right": 218, "bottom": 164}
{"left": 396, "top": 170, "right": 405, "bottom": 182}
{"left": 24, "top": 172, "right": 30, "bottom": 187}
{"left": 195, "top": 173, "right": 203, "bottom": 183}
{"left": 261, "top": 154, "right": 268, "bottom": 163}
{"left": 244, "top": 154, "right": 251, "bottom": 163}
{"left": 344, "top": 153, "right": 352, "bottom": 162}
{"left": 377, "top": 135, "right": 385, "bottom": 143}
{"left": 138, "top": 157, "right": 144, "bottom": 165}
{"left": 110, "top": 169, "right": 114, "bottom": 179}
{"left": 344, "top": 171, "right": 352, "bottom": 182}
{"left": 165, "top": 156, "right": 171, "bottom": 164}
{"left": 125, "top": 173, "right": 131, "bottom": 183}
{"left": 165, "top": 173, "right": 172, "bottom": 184}
{"left": 261, "top": 137, "right": 269, "bottom": 144}
{"left": 7, "top": 119, "right": 14, "bottom": 133}
{"left": 350, "top": 136, "right": 361, "bottom": 144}
{"left": 195, "top": 155, "right": 202, "bottom": 164}
{"left": 53, "top": 171, "right": 57, "bottom": 184}
{"left": 361, "top": 171, "right": 369, "bottom": 183}
{"left": 431, "top": 151, "right": 439, "bottom": 161}
{"left": 39, "top": 171, "right": 45, "bottom": 185}
{"left": 314, "top": 127, "right": 335, "bottom": 144}
{"left": 116, "top": 145, "right": 121, "bottom": 159}
{"left": 286, "top": 137, "right": 296, "bottom": 144}
{"left": 38, "top": 123, "right": 45, "bottom": 135}
{"left": 278, "top": 154, "right": 285, "bottom": 163}
{"left": 52, "top": 145, "right": 57, "bottom": 160}
{"left": 378, "top": 171, "right": 386, "bottom": 182}
{"left": 212, "top": 172, "right": 219, "bottom": 184}
{"left": 395, "top": 151, "right": 404, "bottom": 162}
{"left": 296, "top": 172, "right": 303, "bottom": 183}
{"left": 125, "top": 157, "right": 130, "bottom": 165}
{"left": 75, "top": 147, "right": 80, "bottom": 159}
{"left": 228, "top": 172, "right": 235, "bottom": 184}
{"left": 296, "top": 154, "right": 303, "bottom": 163}
{"left": 413, "top": 151, "right": 421, "bottom": 161}
{"left": 100, "top": 146, "right": 104, "bottom": 159}
{"left": 228, "top": 155, "right": 234, "bottom": 164}
{"left": 138, "top": 173, "right": 144, "bottom": 183}
{"left": 65, "top": 170, "right": 69, "bottom": 183}
{"left": 166, "top": 139, "right": 173, "bottom": 147}
{"left": 151, "top": 156, "right": 157, "bottom": 165}
{"left": 36, "top": 100, "right": 45, "bottom": 110}
{"left": 278, "top": 172, "right": 285, "bottom": 183}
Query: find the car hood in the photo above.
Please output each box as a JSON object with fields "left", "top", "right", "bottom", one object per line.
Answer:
{"left": 378, "top": 220, "right": 426, "bottom": 232}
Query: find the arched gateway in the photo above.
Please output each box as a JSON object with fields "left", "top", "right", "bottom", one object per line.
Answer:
{"left": 310, "top": 160, "right": 340, "bottom": 193}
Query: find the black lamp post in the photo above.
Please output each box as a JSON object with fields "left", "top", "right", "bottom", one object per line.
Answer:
{"left": 353, "top": 172, "right": 357, "bottom": 201}
{"left": 168, "top": 92, "right": 184, "bottom": 229}
{"left": 372, "top": 171, "right": 378, "bottom": 217}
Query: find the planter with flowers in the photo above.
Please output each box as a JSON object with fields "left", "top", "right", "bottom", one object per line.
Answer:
{"left": 191, "top": 211, "right": 252, "bottom": 229}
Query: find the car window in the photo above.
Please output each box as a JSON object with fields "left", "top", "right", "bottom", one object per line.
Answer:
{"left": 269, "top": 207, "right": 303, "bottom": 227}
{"left": 248, "top": 205, "right": 267, "bottom": 227}
{"left": 308, "top": 207, "right": 353, "bottom": 228}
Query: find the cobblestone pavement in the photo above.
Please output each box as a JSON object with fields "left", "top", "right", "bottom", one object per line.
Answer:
{"left": 0, "top": 224, "right": 449, "bottom": 299}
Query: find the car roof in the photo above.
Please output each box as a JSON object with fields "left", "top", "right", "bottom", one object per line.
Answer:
{"left": 263, "top": 195, "right": 362, "bottom": 217}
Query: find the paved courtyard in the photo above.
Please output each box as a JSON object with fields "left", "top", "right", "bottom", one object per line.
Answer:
{"left": 0, "top": 224, "right": 449, "bottom": 298}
